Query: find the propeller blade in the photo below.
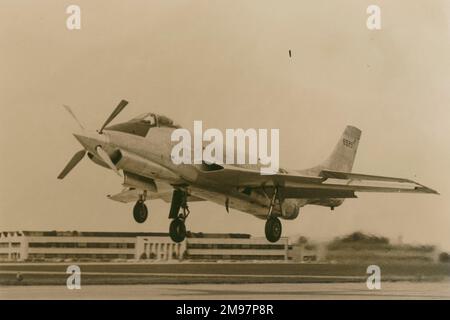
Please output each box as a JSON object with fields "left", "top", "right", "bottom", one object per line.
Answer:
{"left": 57, "top": 150, "right": 86, "bottom": 179}
{"left": 96, "top": 146, "right": 122, "bottom": 177}
{"left": 99, "top": 99, "right": 128, "bottom": 133}
{"left": 62, "top": 104, "right": 85, "bottom": 130}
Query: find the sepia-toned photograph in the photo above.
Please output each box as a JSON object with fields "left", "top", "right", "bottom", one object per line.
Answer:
{"left": 0, "top": 0, "right": 449, "bottom": 306}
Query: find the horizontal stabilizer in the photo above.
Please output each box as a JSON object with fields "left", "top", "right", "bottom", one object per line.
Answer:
{"left": 321, "top": 170, "right": 413, "bottom": 183}
{"left": 320, "top": 170, "right": 439, "bottom": 194}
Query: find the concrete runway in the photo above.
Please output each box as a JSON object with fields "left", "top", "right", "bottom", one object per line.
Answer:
{"left": 1, "top": 281, "right": 449, "bottom": 299}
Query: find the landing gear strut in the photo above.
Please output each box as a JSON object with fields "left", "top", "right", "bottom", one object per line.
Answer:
{"left": 169, "top": 189, "right": 189, "bottom": 243}
{"left": 133, "top": 193, "right": 148, "bottom": 223}
{"left": 264, "top": 187, "right": 282, "bottom": 243}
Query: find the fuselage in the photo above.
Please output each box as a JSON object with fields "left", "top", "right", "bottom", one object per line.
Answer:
{"left": 73, "top": 124, "right": 315, "bottom": 220}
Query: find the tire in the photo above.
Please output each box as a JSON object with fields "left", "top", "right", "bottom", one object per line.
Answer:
{"left": 265, "top": 217, "right": 282, "bottom": 243}
{"left": 133, "top": 201, "right": 148, "bottom": 223}
{"left": 169, "top": 218, "right": 186, "bottom": 243}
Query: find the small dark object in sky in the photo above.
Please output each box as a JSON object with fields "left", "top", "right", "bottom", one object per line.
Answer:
{"left": 289, "top": 50, "right": 292, "bottom": 58}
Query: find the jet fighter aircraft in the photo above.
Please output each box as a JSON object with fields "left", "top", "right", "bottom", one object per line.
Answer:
{"left": 58, "top": 100, "right": 438, "bottom": 243}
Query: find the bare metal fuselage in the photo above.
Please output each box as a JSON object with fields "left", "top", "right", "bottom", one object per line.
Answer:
{"left": 77, "top": 126, "right": 309, "bottom": 220}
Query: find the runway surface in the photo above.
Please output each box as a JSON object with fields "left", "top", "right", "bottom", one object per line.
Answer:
{"left": 1, "top": 281, "right": 449, "bottom": 299}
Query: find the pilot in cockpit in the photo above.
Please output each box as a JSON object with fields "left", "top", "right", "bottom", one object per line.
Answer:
{"left": 105, "top": 112, "right": 180, "bottom": 137}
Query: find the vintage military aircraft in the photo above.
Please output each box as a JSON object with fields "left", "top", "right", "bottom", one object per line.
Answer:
{"left": 58, "top": 100, "right": 438, "bottom": 243}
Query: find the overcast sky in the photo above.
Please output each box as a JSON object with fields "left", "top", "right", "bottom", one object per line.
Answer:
{"left": 1, "top": 0, "right": 449, "bottom": 249}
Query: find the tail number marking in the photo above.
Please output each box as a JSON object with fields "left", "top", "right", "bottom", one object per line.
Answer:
{"left": 343, "top": 139, "right": 354, "bottom": 148}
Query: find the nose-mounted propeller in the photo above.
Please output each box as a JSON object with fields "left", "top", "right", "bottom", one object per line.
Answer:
{"left": 57, "top": 99, "right": 128, "bottom": 179}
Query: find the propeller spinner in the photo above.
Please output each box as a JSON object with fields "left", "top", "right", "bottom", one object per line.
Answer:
{"left": 57, "top": 99, "right": 128, "bottom": 179}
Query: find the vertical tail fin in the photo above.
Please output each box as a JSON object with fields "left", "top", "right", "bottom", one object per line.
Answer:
{"left": 320, "top": 125, "right": 361, "bottom": 172}
{"left": 296, "top": 126, "right": 362, "bottom": 208}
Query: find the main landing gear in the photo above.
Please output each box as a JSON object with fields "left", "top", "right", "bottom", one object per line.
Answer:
{"left": 133, "top": 193, "right": 148, "bottom": 223}
{"left": 168, "top": 189, "right": 189, "bottom": 243}
{"left": 170, "top": 217, "right": 187, "bottom": 243}
{"left": 264, "top": 187, "right": 282, "bottom": 243}
{"left": 265, "top": 217, "right": 282, "bottom": 243}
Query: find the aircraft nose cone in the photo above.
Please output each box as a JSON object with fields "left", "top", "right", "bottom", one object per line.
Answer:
{"left": 73, "top": 133, "right": 89, "bottom": 148}
{"left": 72, "top": 131, "right": 108, "bottom": 153}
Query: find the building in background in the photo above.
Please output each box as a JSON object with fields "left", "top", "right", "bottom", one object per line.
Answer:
{"left": 137, "top": 233, "right": 289, "bottom": 261}
{"left": 0, "top": 231, "right": 146, "bottom": 261}
{"left": 0, "top": 231, "right": 290, "bottom": 262}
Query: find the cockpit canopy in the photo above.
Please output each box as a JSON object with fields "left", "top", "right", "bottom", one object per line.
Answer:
{"left": 131, "top": 113, "right": 181, "bottom": 128}
{"left": 105, "top": 113, "right": 181, "bottom": 137}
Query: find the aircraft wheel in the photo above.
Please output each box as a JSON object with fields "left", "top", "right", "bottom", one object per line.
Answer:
{"left": 133, "top": 200, "right": 148, "bottom": 223}
{"left": 265, "top": 217, "right": 282, "bottom": 243}
{"left": 169, "top": 218, "right": 186, "bottom": 243}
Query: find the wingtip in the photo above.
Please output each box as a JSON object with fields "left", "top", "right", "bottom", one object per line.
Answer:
{"left": 417, "top": 186, "right": 439, "bottom": 195}
{"left": 424, "top": 185, "right": 439, "bottom": 195}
